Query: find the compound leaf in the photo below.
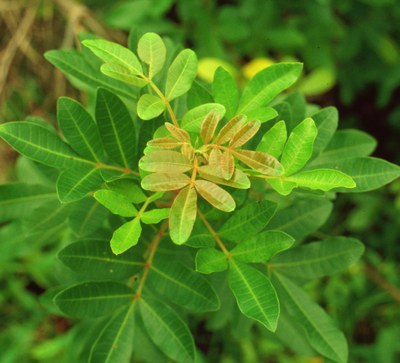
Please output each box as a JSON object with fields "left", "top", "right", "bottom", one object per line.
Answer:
{"left": 234, "top": 150, "right": 283, "bottom": 176}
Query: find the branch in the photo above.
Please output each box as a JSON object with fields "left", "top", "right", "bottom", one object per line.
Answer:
{"left": 364, "top": 263, "right": 400, "bottom": 303}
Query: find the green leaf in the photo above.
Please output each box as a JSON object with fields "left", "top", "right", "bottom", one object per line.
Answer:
{"left": 298, "top": 67, "right": 336, "bottom": 96}
{"left": 310, "top": 107, "right": 338, "bottom": 158}
{"left": 267, "top": 199, "right": 333, "bottom": 241}
{"left": 57, "top": 165, "right": 104, "bottom": 203}
{"left": 273, "top": 272, "right": 348, "bottom": 363}
{"left": 228, "top": 261, "right": 279, "bottom": 331}
{"left": 95, "top": 88, "right": 137, "bottom": 169}
{"left": 230, "top": 230, "right": 294, "bottom": 263}
{"left": 58, "top": 238, "right": 144, "bottom": 279}
{"left": 187, "top": 81, "right": 213, "bottom": 109}
{"left": 141, "top": 208, "right": 170, "bottom": 224}
{"left": 100, "top": 63, "right": 148, "bottom": 87}
{"left": 0, "top": 121, "right": 87, "bottom": 169}
{"left": 0, "top": 183, "right": 56, "bottom": 223}
{"left": 139, "top": 296, "right": 195, "bottom": 363}
{"left": 111, "top": 217, "right": 142, "bottom": 255}
{"left": 280, "top": 117, "right": 318, "bottom": 175}
{"left": 149, "top": 257, "right": 220, "bottom": 312}
{"left": 82, "top": 38, "right": 143, "bottom": 75}
{"left": 181, "top": 103, "right": 226, "bottom": 132}
{"left": 69, "top": 197, "right": 109, "bottom": 237}
{"left": 57, "top": 97, "right": 104, "bottom": 162}
{"left": 212, "top": 67, "right": 239, "bottom": 119}
{"left": 94, "top": 189, "right": 137, "bottom": 217}
{"left": 165, "top": 49, "right": 198, "bottom": 100}
{"left": 139, "top": 150, "right": 192, "bottom": 173}
{"left": 308, "top": 129, "right": 377, "bottom": 168}
{"left": 219, "top": 200, "right": 277, "bottom": 241}
{"left": 256, "top": 120, "right": 287, "bottom": 158}
{"left": 238, "top": 63, "right": 303, "bottom": 114}
{"left": 267, "top": 178, "right": 297, "bottom": 196}
{"left": 244, "top": 106, "right": 278, "bottom": 123}
{"left": 321, "top": 157, "right": 400, "bottom": 192}
{"left": 169, "top": 186, "right": 197, "bottom": 245}
{"left": 107, "top": 179, "right": 147, "bottom": 203}
{"left": 89, "top": 305, "right": 135, "bottom": 363}
{"left": 137, "top": 94, "right": 166, "bottom": 120}
{"left": 45, "top": 50, "right": 135, "bottom": 99}
{"left": 194, "top": 180, "right": 235, "bottom": 212}
{"left": 54, "top": 281, "right": 133, "bottom": 318}
{"left": 271, "top": 237, "right": 364, "bottom": 279}
{"left": 137, "top": 32, "right": 166, "bottom": 78}
{"left": 285, "top": 169, "right": 356, "bottom": 191}
{"left": 195, "top": 248, "right": 228, "bottom": 274}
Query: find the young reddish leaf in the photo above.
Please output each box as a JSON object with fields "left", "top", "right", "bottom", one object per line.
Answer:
{"left": 165, "top": 122, "right": 190, "bottom": 143}
{"left": 141, "top": 173, "right": 190, "bottom": 191}
{"left": 200, "top": 111, "right": 221, "bottom": 144}
{"left": 181, "top": 143, "right": 194, "bottom": 160}
{"left": 229, "top": 120, "right": 261, "bottom": 148}
{"left": 234, "top": 150, "right": 283, "bottom": 176}
{"left": 195, "top": 180, "right": 235, "bottom": 212}
{"left": 215, "top": 115, "right": 247, "bottom": 145}
{"left": 198, "top": 166, "right": 251, "bottom": 189}
{"left": 221, "top": 151, "right": 235, "bottom": 180}
{"left": 169, "top": 186, "right": 197, "bottom": 245}
{"left": 147, "top": 137, "right": 181, "bottom": 149}
{"left": 208, "top": 148, "right": 222, "bottom": 168}
{"left": 139, "top": 150, "right": 193, "bottom": 173}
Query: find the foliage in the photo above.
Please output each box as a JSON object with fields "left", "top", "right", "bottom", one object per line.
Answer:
{"left": 0, "top": 29, "right": 399, "bottom": 363}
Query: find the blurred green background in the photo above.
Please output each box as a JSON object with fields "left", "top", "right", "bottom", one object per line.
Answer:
{"left": 0, "top": 0, "right": 399, "bottom": 362}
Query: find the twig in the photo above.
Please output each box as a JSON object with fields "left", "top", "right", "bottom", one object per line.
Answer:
{"left": 364, "top": 263, "right": 400, "bottom": 303}
{"left": 0, "top": 2, "right": 38, "bottom": 98}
